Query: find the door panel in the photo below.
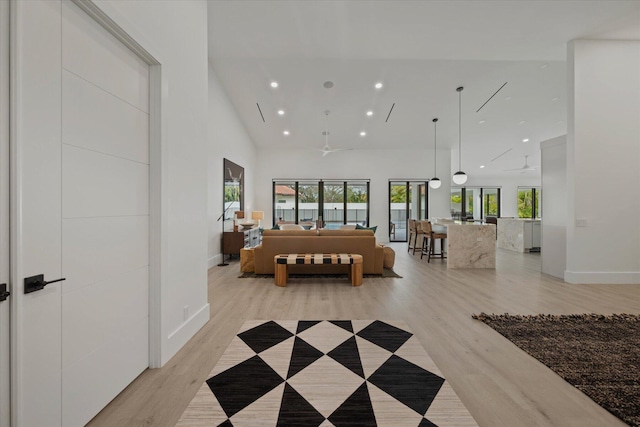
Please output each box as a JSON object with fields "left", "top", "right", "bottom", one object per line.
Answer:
{"left": 15, "top": 1, "right": 150, "bottom": 425}
{"left": 0, "top": 2, "right": 10, "bottom": 425}
{"left": 61, "top": 217, "right": 149, "bottom": 294}
{"left": 62, "top": 319, "right": 148, "bottom": 427}
{"left": 62, "top": 70, "right": 149, "bottom": 164}
{"left": 62, "top": 144, "right": 149, "bottom": 218}
{"left": 60, "top": 2, "right": 149, "bottom": 424}
{"left": 16, "top": 1, "right": 64, "bottom": 425}
{"left": 61, "top": 1, "right": 149, "bottom": 113}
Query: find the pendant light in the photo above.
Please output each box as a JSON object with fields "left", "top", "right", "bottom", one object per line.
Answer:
{"left": 452, "top": 86, "right": 468, "bottom": 185}
{"left": 429, "top": 118, "right": 441, "bottom": 189}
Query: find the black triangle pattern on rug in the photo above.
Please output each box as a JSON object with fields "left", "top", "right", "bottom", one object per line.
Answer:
{"left": 330, "top": 320, "right": 354, "bottom": 333}
{"left": 198, "top": 320, "right": 475, "bottom": 427}
{"left": 277, "top": 383, "right": 325, "bottom": 427}
{"left": 357, "top": 320, "right": 413, "bottom": 352}
{"left": 368, "top": 354, "right": 445, "bottom": 415}
{"left": 238, "top": 320, "right": 294, "bottom": 353}
{"left": 286, "top": 336, "right": 324, "bottom": 379}
{"left": 206, "top": 355, "right": 283, "bottom": 418}
{"left": 327, "top": 336, "right": 365, "bottom": 378}
{"left": 328, "top": 382, "right": 377, "bottom": 426}
{"left": 296, "top": 320, "right": 322, "bottom": 334}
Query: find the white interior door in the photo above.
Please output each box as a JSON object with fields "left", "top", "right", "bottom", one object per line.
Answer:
{"left": 0, "top": 2, "right": 11, "bottom": 426}
{"left": 14, "top": 1, "right": 150, "bottom": 425}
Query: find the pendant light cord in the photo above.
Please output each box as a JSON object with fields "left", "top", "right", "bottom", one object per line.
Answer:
{"left": 433, "top": 118, "right": 437, "bottom": 174}
{"left": 458, "top": 87, "right": 462, "bottom": 170}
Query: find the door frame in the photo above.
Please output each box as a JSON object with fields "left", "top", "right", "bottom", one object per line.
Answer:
{"left": 388, "top": 180, "right": 429, "bottom": 242}
{"left": 1, "top": 1, "right": 11, "bottom": 425}
{"left": 10, "top": 0, "right": 165, "bottom": 423}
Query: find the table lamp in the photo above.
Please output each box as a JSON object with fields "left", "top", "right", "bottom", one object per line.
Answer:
{"left": 251, "top": 211, "right": 264, "bottom": 228}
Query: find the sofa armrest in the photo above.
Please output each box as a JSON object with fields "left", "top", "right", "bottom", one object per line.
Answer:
{"left": 374, "top": 244, "right": 384, "bottom": 273}
{"left": 253, "top": 244, "right": 266, "bottom": 273}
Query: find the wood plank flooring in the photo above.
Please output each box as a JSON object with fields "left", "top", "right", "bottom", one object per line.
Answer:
{"left": 87, "top": 244, "right": 640, "bottom": 427}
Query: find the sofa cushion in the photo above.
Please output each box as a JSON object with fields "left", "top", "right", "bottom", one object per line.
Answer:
{"left": 356, "top": 224, "right": 378, "bottom": 233}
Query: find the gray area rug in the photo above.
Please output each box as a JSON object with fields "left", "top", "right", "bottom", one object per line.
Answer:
{"left": 473, "top": 313, "right": 640, "bottom": 426}
{"left": 239, "top": 268, "right": 402, "bottom": 279}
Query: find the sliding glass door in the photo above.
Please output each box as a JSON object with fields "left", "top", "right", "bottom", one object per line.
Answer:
{"left": 389, "top": 180, "right": 428, "bottom": 242}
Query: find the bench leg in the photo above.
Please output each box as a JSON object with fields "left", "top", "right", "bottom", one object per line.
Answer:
{"left": 275, "top": 264, "right": 287, "bottom": 287}
{"left": 351, "top": 263, "right": 363, "bottom": 287}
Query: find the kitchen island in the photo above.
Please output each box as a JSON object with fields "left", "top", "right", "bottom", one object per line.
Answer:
{"left": 497, "top": 218, "right": 541, "bottom": 252}
{"left": 433, "top": 220, "right": 496, "bottom": 269}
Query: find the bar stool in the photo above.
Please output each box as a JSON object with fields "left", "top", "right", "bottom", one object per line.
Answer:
{"left": 407, "top": 219, "right": 416, "bottom": 252}
{"left": 421, "top": 221, "right": 447, "bottom": 262}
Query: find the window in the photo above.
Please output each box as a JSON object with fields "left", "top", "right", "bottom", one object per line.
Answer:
{"left": 517, "top": 187, "right": 541, "bottom": 219}
{"left": 389, "top": 180, "right": 429, "bottom": 242}
{"left": 272, "top": 180, "right": 370, "bottom": 228}
{"left": 483, "top": 188, "right": 500, "bottom": 217}
{"left": 451, "top": 187, "right": 501, "bottom": 220}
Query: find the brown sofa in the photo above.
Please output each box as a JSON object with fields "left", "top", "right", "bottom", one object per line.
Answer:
{"left": 254, "top": 229, "right": 384, "bottom": 275}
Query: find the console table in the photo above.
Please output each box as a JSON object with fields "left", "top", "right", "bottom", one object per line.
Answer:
{"left": 223, "top": 227, "right": 261, "bottom": 256}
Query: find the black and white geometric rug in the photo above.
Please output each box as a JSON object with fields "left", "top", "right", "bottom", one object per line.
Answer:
{"left": 177, "top": 320, "right": 477, "bottom": 427}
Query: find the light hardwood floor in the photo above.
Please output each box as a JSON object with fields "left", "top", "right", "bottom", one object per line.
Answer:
{"left": 88, "top": 244, "right": 640, "bottom": 427}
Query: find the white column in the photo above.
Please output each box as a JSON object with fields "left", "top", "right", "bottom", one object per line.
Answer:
{"left": 565, "top": 40, "right": 640, "bottom": 284}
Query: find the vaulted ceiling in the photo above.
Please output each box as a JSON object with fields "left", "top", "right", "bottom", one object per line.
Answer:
{"left": 207, "top": 1, "right": 640, "bottom": 177}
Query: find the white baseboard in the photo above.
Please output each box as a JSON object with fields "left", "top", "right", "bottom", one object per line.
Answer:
{"left": 564, "top": 270, "right": 640, "bottom": 285}
{"left": 208, "top": 253, "right": 223, "bottom": 269}
{"left": 162, "top": 303, "right": 210, "bottom": 366}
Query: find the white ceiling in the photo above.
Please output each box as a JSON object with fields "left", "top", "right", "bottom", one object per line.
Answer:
{"left": 207, "top": 0, "right": 640, "bottom": 178}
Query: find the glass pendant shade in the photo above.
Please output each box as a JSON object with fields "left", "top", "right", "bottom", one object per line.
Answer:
{"left": 429, "top": 178, "right": 442, "bottom": 189}
{"left": 452, "top": 171, "right": 468, "bottom": 185}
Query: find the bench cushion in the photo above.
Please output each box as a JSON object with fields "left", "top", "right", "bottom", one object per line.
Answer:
{"left": 275, "top": 253, "right": 362, "bottom": 265}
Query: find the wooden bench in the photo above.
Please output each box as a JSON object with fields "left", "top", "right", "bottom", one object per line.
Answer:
{"left": 274, "top": 253, "right": 363, "bottom": 287}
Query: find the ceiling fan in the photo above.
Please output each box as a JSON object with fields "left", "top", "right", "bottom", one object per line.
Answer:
{"left": 503, "top": 155, "right": 537, "bottom": 173}
{"left": 312, "top": 110, "right": 352, "bottom": 157}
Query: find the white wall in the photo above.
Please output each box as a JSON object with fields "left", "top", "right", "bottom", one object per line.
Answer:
{"left": 95, "top": 0, "right": 210, "bottom": 364}
{"left": 540, "top": 135, "right": 567, "bottom": 279}
{"left": 208, "top": 62, "right": 257, "bottom": 267}
{"left": 254, "top": 148, "right": 452, "bottom": 242}
{"left": 566, "top": 39, "right": 640, "bottom": 284}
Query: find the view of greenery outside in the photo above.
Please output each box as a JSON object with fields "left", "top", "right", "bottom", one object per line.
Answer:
{"left": 298, "top": 184, "right": 318, "bottom": 203}
{"left": 484, "top": 193, "right": 498, "bottom": 216}
{"left": 390, "top": 185, "right": 410, "bottom": 203}
{"left": 518, "top": 187, "right": 541, "bottom": 218}
{"left": 518, "top": 190, "right": 533, "bottom": 218}
{"left": 274, "top": 180, "right": 369, "bottom": 227}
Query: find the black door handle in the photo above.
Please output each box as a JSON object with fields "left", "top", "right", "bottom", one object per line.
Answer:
{"left": 0, "top": 283, "right": 9, "bottom": 301}
{"left": 24, "top": 274, "right": 66, "bottom": 294}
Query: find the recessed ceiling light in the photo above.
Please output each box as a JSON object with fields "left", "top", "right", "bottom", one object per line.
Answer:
{"left": 480, "top": 165, "right": 485, "bottom": 169}
{"left": 270, "top": 81, "right": 278, "bottom": 88}
{"left": 278, "top": 110, "right": 285, "bottom": 116}
{"left": 283, "top": 130, "right": 290, "bottom": 136}
{"left": 374, "top": 82, "right": 383, "bottom": 89}
{"left": 522, "top": 138, "right": 529, "bottom": 142}
{"left": 323, "top": 81, "right": 334, "bottom": 89}
{"left": 479, "top": 120, "right": 486, "bottom": 124}
{"left": 519, "top": 120, "right": 526, "bottom": 125}
{"left": 360, "top": 131, "right": 366, "bottom": 137}
{"left": 540, "top": 63, "right": 549, "bottom": 69}
{"left": 366, "top": 111, "right": 373, "bottom": 116}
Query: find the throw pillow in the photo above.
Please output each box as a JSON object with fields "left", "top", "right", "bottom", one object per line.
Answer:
{"left": 356, "top": 224, "right": 377, "bottom": 233}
